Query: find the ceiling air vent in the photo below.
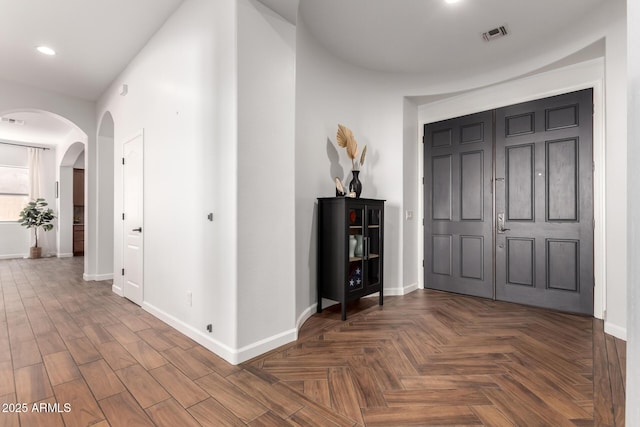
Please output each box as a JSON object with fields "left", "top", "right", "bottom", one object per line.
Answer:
{"left": 1, "top": 117, "right": 25, "bottom": 125}
{"left": 482, "top": 25, "right": 508, "bottom": 42}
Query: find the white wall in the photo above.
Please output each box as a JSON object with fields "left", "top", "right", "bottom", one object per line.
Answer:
{"left": 294, "top": 18, "right": 410, "bottom": 321}
{"left": 602, "top": 0, "right": 628, "bottom": 339}
{"left": 98, "top": 0, "right": 240, "bottom": 360}
{"left": 626, "top": 0, "right": 640, "bottom": 424}
{"left": 236, "top": 0, "right": 296, "bottom": 352}
{"left": 98, "top": 0, "right": 296, "bottom": 363}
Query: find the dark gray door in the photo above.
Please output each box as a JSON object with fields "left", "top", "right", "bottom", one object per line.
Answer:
{"left": 424, "top": 111, "right": 494, "bottom": 298}
{"left": 495, "top": 89, "right": 593, "bottom": 315}
{"left": 424, "top": 89, "right": 594, "bottom": 315}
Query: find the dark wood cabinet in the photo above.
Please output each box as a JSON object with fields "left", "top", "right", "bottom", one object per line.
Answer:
{"left": 73, "top": 169, "right": 84, "bottom": 207}
{"left": 317, "top": 197, "right": 385, "bottom": 320}
{"left": 73, "top": 169, "right": 84, "bottom": 256}
{"left": 73, "top": 225, "right": 84, "bottom": 256}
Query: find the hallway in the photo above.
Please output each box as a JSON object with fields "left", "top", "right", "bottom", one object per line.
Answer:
{"left": 0, "top": 257, "right": 625, "bottom": 426}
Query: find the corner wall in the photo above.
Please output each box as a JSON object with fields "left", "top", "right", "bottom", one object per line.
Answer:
{"left": 98, "top": 0, "right": 297, "bottom": 364}
{"left": 626, "top": 0, "right": 640, "bottom": 423}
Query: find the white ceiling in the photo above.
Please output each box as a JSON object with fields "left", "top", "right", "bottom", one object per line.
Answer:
{"left": 0, "top": 111, "right": 75, "bottom": 146}
{"left": 298, "top": 0, "right": 608, "bottom": 75}
{"left": 0, "top": 0, "right": 185, "bottom": 101}
{"left": 0, "top": 0, "right": 609, "bottom": 147}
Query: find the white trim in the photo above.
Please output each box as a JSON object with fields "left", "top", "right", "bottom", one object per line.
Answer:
{"left": 112, "top": 284, "right": 123, "bottom": 297}
{"left": 83, "top": 272, "right": 113, "bottom": 281}
{"left": 57, "top": 252, "right": 73, "bottom": 258}
{"left": 297, "top": 303, "right": 317, "bottom": 330}
{"left": 143, "top": 301, "right": 237, "bottom": 363}
{"left": 385, "top": 282, "right": 419, "bottom": 296}
{"left": 143, "top": 301, "right": 297, "bottom": 365}
{"left": 604, "top": 321, "right": 627, "bottom": 341}
{"left": 236, "top": 328, "right": 298, "bottom": 363}
{"left": 0, "top": 253, "right": 27, "bottom": 260}
{"left": 418, "top": 58, "right": 605, "bottom": 317}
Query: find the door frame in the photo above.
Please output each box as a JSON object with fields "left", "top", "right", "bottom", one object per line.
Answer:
{"left": 112, "top": 129, "right": 145, "bottom": 300}
{"left": 417, "top": 61, "right": 605, "bottom": 319}
{"left": 122, "top": 130, "right": 144, "bottom": 305}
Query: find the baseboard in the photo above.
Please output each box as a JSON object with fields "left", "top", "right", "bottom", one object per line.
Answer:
{"left": 57, "top": 253, "right": 74, "bottom": 258}
{"left": 384, "top": 282, "right": 419, "bottom": 296}
{"left": 0, "top": 254, "right": 27, "bottom": 260}
{"left": 111, "top": 284, "right": 123, "bottom": 297}
{"left": 236, "top": 327, "right": 298, "bottom": 363}
{"left": 83, "top": 273, "right": 114, "bottom": 281}
{"left": 297, "top": 303, "right": 317, "bottom": 330}
{"left": 142, "top": 301, "right": 297, "bottom": 365}
{"left": 604, "top": 321, "right": 627, "bottom": 341}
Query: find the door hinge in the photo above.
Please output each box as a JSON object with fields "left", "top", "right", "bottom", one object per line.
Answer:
{"left": 122, "top": 157, "right": 125, "bottom": 165}
{"left": 121, "top": 268, "right": 125, "bottom": 276}
{"left": 422, "top": 260, "right": 424, "bottom": 267}
{"left": 122, "top": 213, "right": 125, "bottom": 220}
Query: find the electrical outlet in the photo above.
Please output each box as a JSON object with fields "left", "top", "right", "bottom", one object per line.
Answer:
{"left": 405, "top": 210, "right": 414, "bottom": 220}
{"left": 187, "top": 291, "right": 192, "bottom": 307}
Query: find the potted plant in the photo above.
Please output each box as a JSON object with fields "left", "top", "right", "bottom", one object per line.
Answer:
{"left": 19, "top": 198, "right": 55, "bottom": 259}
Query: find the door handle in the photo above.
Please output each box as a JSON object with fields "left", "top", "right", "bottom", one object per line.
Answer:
{"left": 497, "top": 213, "right": 510, "bottom": 234}
{"left": 132, "top": 227, "right": 142, "bottom": 232}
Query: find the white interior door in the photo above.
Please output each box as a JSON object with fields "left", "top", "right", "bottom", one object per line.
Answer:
{"left": 123, "top": 132, "right": 143, "bottom": 305}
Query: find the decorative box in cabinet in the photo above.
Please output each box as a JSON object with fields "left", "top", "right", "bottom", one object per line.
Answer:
{"left": 317, "top": 197, "right": 385, "bottom": 320}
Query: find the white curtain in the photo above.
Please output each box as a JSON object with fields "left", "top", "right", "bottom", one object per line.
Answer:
{"left": 28, "top": 148, "right": 41, "bottom": 200}
{"left": 27, "top": 148, "right": 53, "bottom": 252}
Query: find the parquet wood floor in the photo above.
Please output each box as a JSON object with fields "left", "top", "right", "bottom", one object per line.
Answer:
{"left": 0, "top": 257, "right": 625, "bottom": 426}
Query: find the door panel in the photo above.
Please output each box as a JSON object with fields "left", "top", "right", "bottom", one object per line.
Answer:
{"left": 123, "top": 132, "right": 144, "bottom": 306}
{"left": 495, "top": 89, "right": 593, "bottom": 315}
{"left": 424, "top": 111, "right": 494, "bottom": 298}
{"left": 424, "top": 89, "right": 594, "bottom": 315}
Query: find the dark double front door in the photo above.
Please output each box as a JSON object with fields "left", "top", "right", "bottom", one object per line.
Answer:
{"left": 424, "top": 89, "right": 594, "bottom": 315}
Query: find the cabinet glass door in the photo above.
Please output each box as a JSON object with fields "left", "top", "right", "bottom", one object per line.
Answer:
{"left": 366, "top": 206, "right": 382, "bottom": 288}
{"left": 347, "top": 206, "right": 365, "bottom": 293}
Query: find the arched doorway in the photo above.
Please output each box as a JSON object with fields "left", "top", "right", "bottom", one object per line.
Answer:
{"left": 58, "top": 141, "right": 85, "bottom": 257}
{"left": 95, "top": 112, "right": 115, "bottom": 280}
{"left": 0, "top": 109, "right": 88, "bottom": 260}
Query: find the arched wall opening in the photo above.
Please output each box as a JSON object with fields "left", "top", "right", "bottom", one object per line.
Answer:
{"left": 58, "top": 141, "right": 86, "bottom": 257}
{"left": 96, "top": 112, "right": 115, "bottom": 279}
{"left": 0, "top": 108, "right": 88, "bottom": 261}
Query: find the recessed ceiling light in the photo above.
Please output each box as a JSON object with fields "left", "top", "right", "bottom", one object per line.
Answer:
{"left": 445, "top": 0, "right": 461, "bottom": 3}
{"left": 36, "top": 46, "right": 56, "bottom": 56}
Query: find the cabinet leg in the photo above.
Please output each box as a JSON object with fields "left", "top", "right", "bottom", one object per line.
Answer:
{"left": 379, "top": 290, "right": 383, "bottom": 306}
{"left": 317, "top": 298, "right": 322, "bottom": 313}
{"left": 341, "top": 304, "right": 347, "bottom": 321}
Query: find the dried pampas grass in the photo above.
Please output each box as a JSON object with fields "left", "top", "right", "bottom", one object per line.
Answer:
{"left": 336, "top": 124, "right": 366, "bottom": 170}
{"left": 336, "top": 124, "right": 352, "bottom": 148}
{"left": 359, "top": 145, "right": 367, "bottom": 167}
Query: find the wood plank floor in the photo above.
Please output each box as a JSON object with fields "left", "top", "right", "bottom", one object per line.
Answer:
{"left": 0, "top": 257, "right": 626, "bottom": 426}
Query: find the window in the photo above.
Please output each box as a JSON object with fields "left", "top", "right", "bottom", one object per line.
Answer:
{"left": 0, "top": 165, "right": 29, "bottom": 221}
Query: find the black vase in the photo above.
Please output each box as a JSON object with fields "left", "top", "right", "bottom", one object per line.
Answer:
{"left": 349, "top": 170, "right": 362, "bottom": 198}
